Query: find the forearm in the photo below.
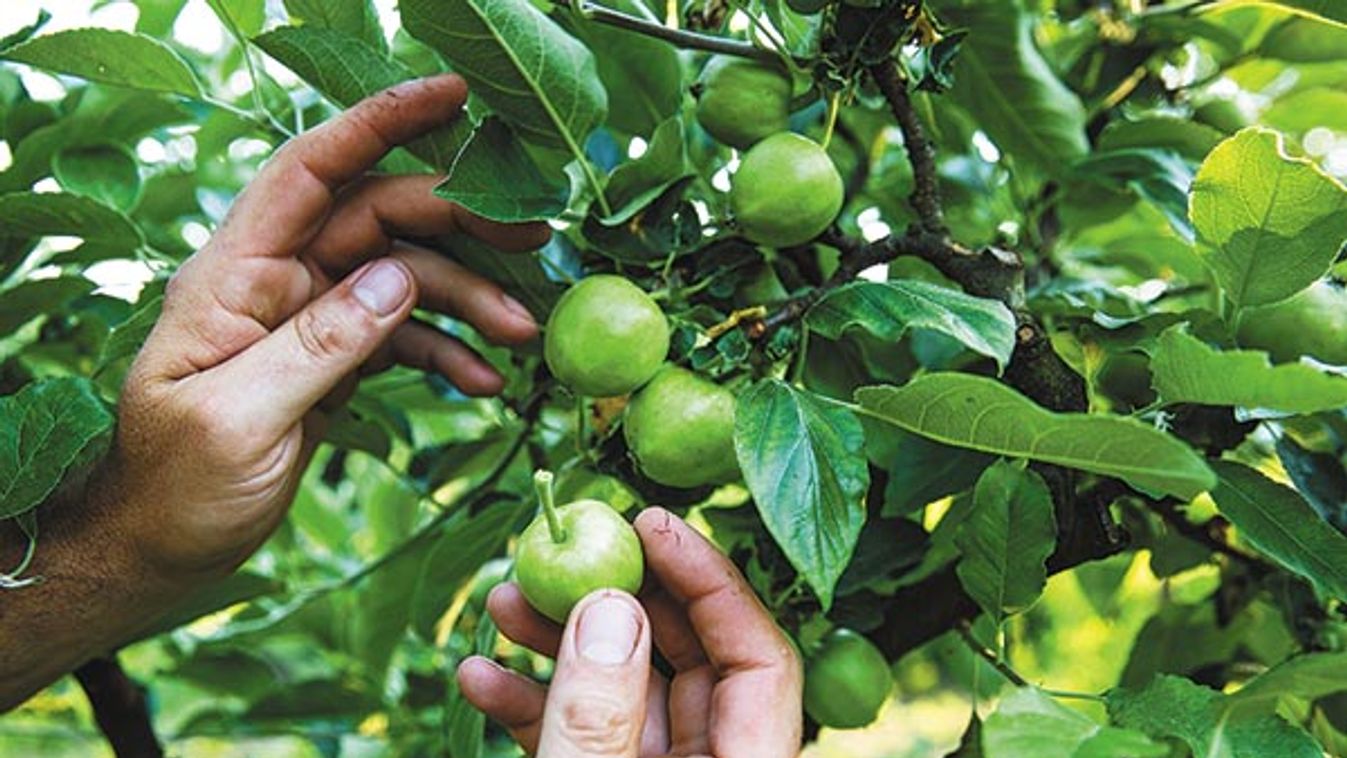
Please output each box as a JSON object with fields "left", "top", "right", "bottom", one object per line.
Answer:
{"left": 0, "top": 469, "right": 183, "bottom": 711}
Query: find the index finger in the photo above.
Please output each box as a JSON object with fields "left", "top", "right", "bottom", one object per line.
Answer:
{"left": 633, "top": 508, "right": 802, "bottom": 757}
{"left": 212, "top": 75, "right": 468, "bottom": 258}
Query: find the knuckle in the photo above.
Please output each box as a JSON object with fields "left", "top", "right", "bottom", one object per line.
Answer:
{"left": 554, "top": 694, "right": 639, "bottom": 755}
{"left": 293, "top": 305, "right": 357, "bottom": 363}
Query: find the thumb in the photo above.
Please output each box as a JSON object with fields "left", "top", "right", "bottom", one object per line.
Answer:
{"left": 539, "top": 590, "right": 652, "bottom": 758}
{"left": 207, "top": 258, "right": 416, "bottom": 440}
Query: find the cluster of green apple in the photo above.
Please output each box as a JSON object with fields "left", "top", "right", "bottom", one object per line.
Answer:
{"left": 695, "top": 55, "right": 845, "bottom": 248}
{"left": 510, "top": 53, "right": 893, "bottom": 729}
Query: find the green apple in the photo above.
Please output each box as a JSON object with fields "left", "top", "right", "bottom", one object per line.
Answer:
{"left": 624, "top": 366, "right": 739, "bottom": 489}
{"left": 731, "top": 133, "right": 844, "bottom": 248}
{"left": 804, "top": 629, "right": 892, "bottom": 729}
{"left": 514, "top": 471, "right": 645, "bottom": 624}
{"left": 544, "top": 275, "right": 670, "bottom": 397}
{"left": 695, "top": 55, "right": 793, "bottom": 150}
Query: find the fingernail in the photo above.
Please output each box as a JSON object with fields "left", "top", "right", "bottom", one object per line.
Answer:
{"left": 353, "top": 260, "right": 411, "bottom": 316}
{"left": 577, "top": 594, "right": 641, "bottom": 665}
{"left": 500, "top": 292, "right": 534, "bottom": 325}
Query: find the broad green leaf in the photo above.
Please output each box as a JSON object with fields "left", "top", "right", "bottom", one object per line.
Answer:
{"left": 253, "top": 24, "right": 471, "bottom": 169}
{"left": 931, "top": 0, "right": 1089, "bottom": 176}
{"left": 808, "top": 279, "right": 1018, "bottom": 369}
{"left": 434, "top": 117, "right": 569, "bottom": 222}
{"left": 53, "top": 144, "right": 141, "bottom": 211}
{"left": 983, "top": 687, "right": 1165, "bottom": 758}
{"left": 1190, "top": 128, "right": 1347, "bottom": 307}
{"left": 400, "top": 0, "right": 608, "bottom": 151}
{"left": 855, "top": 374, "right": 1216, "bottom": 499}
{"left": 1231, "top": 653, "right": 1347, "bottom": 712}
{"left": 1210, "top": 460, "right": 1347, "bottom": 600}
{"left": 599, "top": 116, "right": 692, "bottom": 226}
{"left": 0, "top": 192, "right": 144, "bottom": 260}
{"left": 1108, "top": 674, "right": 1324, "bottom": 758}
{"left": 1262, "top": 88, "right": 1347, "bottom": 136}
{"left": 1, "top": 28, "right": 202, "bottom": 99}
{"left": 205, "top": 0, "right": 266, "bottom": 38}
{"left": 1151, "top": 327, "right": 1347, "bottom": 414}
{"left": 1120, "top": 603, "right": 1249, "bottom": 688}
{"left": 445, "top": 614, "right": 497, "bottom": 758}
{"left": 567, "top": 0, "right": 682, "bottom": 136}
{"left": 867, "top": 425, "right": 992, "bottom": 516}
{"left": 135, "top": 0, "right": 187, "bottom": 38}
{"left": 0, "top": 278, "right": 96, "bottom": 335}
{"left": 735, "top": 380, "right": 870, "bottom": 608}
{"left": 1261, "top": 16, "right": 1347, "bottom": 61}
{"left": 955, "top": 461, "right": 1056, "bottom": 623}
{"left": 0, "top": 378, "right": 114, "bottom": 519}
{"left": 410, "top": 499, "right": 526, "bottom": 641}
{"left": 95, "top": 295, "right": 163, "bottom": 376}
{"left": 1097, "top": 117, "right": 1225, "bottom": 163}
{"left": 1072, "top": 148, "right": 1195, "bottom": 241}
{"left": 0, "top": 90, "right": 192, "bottom": 194}
{"left": 1212, "top": 0, "right": 1347, "bottom": 27}
{"left": 283, "top": 0, "right": 386, "bottom": 55}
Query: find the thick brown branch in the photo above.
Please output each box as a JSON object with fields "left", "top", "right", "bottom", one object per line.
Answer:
{"left": 870, "top": 58, "right": 945, "bottom": 234}
{"left": 75, "top": 657, "right": 162, "bottom": 758}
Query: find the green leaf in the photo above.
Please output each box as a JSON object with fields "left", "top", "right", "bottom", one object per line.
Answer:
{"left": 1190, "top": 127, "right": 1347, "bottom": 307}
{"left": 1072, "top": 148, "right": 1195, "bottom": 241}
{"left": 599, "top": 116, "right": 692, "bottom": 226}
{"left": 1151, "top": 327, "right": 1347, "bottom": 414}
{"left": 1262, "top": 88, "right": 1347, "bottom": 136}
{"left": 1, "top": 28, "right": 202, "bottom": 98}
{"left": 931, "top": 0, "right": 1089, "bottom": 176}
{"left": 567, "top": 0, "right": 682, "bottom": 136}
{"left": 283, "top": 0, "right": 386, "bottom": 55}
{"left": 869, "top": 426, "right": 992, "bottom": 516}
{"left": 0, "top": 191, "right": 145, "bottom": 256}
{"left": 1215, "top": 0, "right": 1347, "bottom": 27}
{"left": 983, "top": 687, "right": 1165, "bottom": 758}
{"left": 955, "top": 461, "right": 1056, "bottom": 623}
{"left": 400, "top": 0, "right": 608, "bottom": 151}
{"left": 1108, "top": 674, "right": 1324, "bottom": 758}
{"left": 1097, "top": 117, "right": 1225, "bottom": 163}
{"left": 807, "top": 280, "right": 1018, "bottom": 370}
{"left": 434, "top": 117, "right": 569, "bottom": 222}
{"left": 95, "top": 295, "right": 163, "bottom": 377}
{"left": 734, "top": 380, "right": 870, "bottom": 608}
{"left": 855, "top": 374, "right": 1216, "bottom": 500}
{"left": 410, "top": 500, "right": 526, "bottom": 641}
{"left": 205, "top": 0, "right": 266, "bottom": 38}
{"left": 253, "top": 24, "right": 470, "bottom": 169}
{"left": 1210, "top": 460, "right": 1347, "bottom": 601}
{"left": 0, "top": 278, "right": 96, "bottom": 335}
{"left": 1231, "top": 652, "right": 1347, "bottom": 712}
{"left": 0, "top": 378, "right": 114, "bottom": 519}
{"left": 53, "top": 144, "right": 141, "bottom": 211}
{"left": 1261, "top": 16, "right": 1347, "bottom": 61}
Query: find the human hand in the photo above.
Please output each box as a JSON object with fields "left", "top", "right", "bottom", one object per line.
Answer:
{"left": 457, "top": 508, "right": 803, "bottom": 758}
{"left": 103, "top": 75, "right": 549, "bottom": 585}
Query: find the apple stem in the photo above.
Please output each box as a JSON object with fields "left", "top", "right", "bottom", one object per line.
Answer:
{"left": 534, "top": 470, "right": 566, "bottom": 544}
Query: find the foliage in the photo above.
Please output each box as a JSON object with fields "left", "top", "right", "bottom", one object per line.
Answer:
{"left": 2, "top": 0, "right": 1347, "bottom": 756}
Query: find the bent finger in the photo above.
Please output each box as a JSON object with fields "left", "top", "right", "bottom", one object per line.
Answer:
{"left": 213, "top": 75, "right": 468, "bottom": 259}
{"left": 458, "top": 656, "right": 545, "bottom": 754}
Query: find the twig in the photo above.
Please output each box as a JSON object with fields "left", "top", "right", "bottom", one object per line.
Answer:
{"left": 573, "top": 2, "right": 779, "bottom": 63}
{"left": 956, "top": 622, "right": 1028, "bottom": 688}
{"left": 74, "top": 657, "right": 163, "bottom": 758}
{"left": 870, "top": 58, "right": 945, "bottom": 233}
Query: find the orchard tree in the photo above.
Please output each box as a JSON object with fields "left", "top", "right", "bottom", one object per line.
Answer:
{"left": 2, "top": 0, "right": 1347, "bottom": 756}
